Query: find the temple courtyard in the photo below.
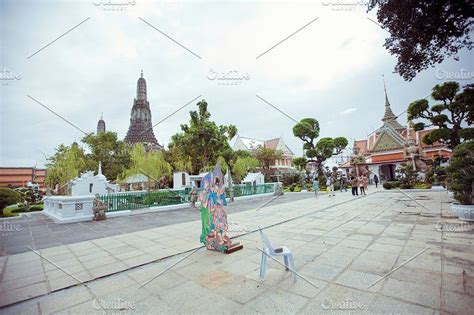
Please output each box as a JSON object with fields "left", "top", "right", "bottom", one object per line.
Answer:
{"left": 1, "top": 189, "right": 473, "bottom": 314}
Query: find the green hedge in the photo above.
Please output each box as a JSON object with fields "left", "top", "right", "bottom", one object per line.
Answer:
{"left": 2, "top": 203, "right": 44, "bottom": 217}
{"left": 0, "top": 188, "right": 22, "bottom": 211}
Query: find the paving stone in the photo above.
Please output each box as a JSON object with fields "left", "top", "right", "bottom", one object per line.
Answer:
{"left": 299, "top": 262, "right": 344, "bottom": 282}
{"left": 299, "top": 283, "right": 375, "bottom": 314}
{"left": 381, "top": 278, "right": 441, "bottom": 309}
{"left": 334, "top": 269, "right": 383, "bottom": 292}
{"left": 39, "top": 286, "right": 93, "bottom": 314}
{"left": 443, "top": 290, "right": 474, "bottom": 314}
{"left": 246, "top": 288, "right": 309, "bottom": 313}
{"left": 368, "top": 295, "right": 435, "bottom": 314}
{"left": 0, "top": 282, "right": 48, "bottom": 307}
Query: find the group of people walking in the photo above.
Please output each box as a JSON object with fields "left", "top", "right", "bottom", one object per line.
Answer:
{"left": 350, "top": 175, "right": 368, "bottom": 196}
{"left": 312, "top": 174, "right": 379, "bottom": 198}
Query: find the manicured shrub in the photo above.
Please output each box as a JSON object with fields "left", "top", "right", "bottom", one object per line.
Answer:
{"left": 29, "top": 204, "right": 44, "bottom": 211}
{"left": 386, "top": 181, "right": 401, "bottom": 188}
{"left": 447, "top": 141, "right": 474, "bottom": 205}
{"left": 0, "top": 188, "right": 22, "bottom": 211}
{"left": 383, "top": 182, "right": 392, "bottom": 190}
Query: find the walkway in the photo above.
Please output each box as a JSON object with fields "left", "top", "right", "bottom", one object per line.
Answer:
{"left": 1, "top": 189, "right": 473, "bottom": 314}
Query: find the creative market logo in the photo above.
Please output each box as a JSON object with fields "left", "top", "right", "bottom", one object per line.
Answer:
{"left": 92, "top": 298, "right": 136, "bottom": 311}
{"left": 435, "top": 68, "right": 474, "bottom": 80}
{"left": 321, "top": 0, "right": 387, "bottom": 11}
{"left": 321, "top": 297, "right": 365, "bottom": 310}
{"left": 92, "top": 0, "right": 136, "bottom": 11}
{"left": 207, "top": 69, "right": 251, "bottom": 86}
{"left": 1, "top": 67, "right": 21, "bottom": 85}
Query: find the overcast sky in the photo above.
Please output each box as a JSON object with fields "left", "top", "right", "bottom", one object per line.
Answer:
{"left": 1, "top": 0, "right": 473, "bottom": 168}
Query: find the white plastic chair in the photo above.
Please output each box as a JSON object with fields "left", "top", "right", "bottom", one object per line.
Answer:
{"left": 259, "top": 227, "right": 297, "bottom": 283}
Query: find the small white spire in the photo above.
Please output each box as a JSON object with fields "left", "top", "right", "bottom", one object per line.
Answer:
{"left": 141, "top": 69, "right": 143, "bottom": 78}
{"left": 98, "top": 161, "right": 102, "bottom": 175}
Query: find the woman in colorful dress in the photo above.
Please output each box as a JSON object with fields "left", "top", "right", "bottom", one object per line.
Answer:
{"left": 201, "top": 166, "right": 232, "bottom": 252}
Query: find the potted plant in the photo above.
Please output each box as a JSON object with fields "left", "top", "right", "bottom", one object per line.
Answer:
{"left": 446, "top": 141, "right": 474, "bottom": 221}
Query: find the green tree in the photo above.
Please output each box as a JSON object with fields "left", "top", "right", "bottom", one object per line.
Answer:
{"left": 292, "top": 118, "right": 348, "bottom": 174}
{"left": 254, "top": 146, "right": 282, "bottom": 180}
{"left": 168, "top": 100, "right": 237, "bottom": 174}
{"left": 0, "top": 188, "right": 22, "bottom": 211}
{"left": 292, "top": 157, "right": 308, "bottom": 171}
{"left": 233, "top": 156, "right": 259, "bottom": 182}
{"left": 45, "top": 142, "right": 87, "bottom": 193}
{"left": 396, "top": 163, "right": 419, "bottom": 188}
{"left": 446, "top": 141, "right": 474, "bottom": 205}
{"left": 119, "top": 144, "right": 172, "bottom": 189}
{"left": 407, "top": 82, "right": 473, "bottom": 149}
{"left": 368, "top": 1, "right": 473, "bottom": 81}
{"left": 82, "top": 132, "right": 132, "bottom": 180}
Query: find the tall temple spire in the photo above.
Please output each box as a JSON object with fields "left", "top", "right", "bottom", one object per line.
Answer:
{"left": 124, "top": 71, "right": 163, "bottom": 150}
{"left": 381, "top": 75, "right": 405, "bottom": 130}
{"left": 97, "top": 113, "right": 106, "bottom": 134}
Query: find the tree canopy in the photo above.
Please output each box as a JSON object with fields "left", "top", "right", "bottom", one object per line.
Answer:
{"left": 45, "top": 142, "right": 87, "bottom": 192}
{"left": 232, "top": 156, "right": 259, "bottom": 182}
{"left": 407, "top": 82, "right": 473, "bottom": 149}
{"left": 82, "top": 132, "right": 131, "bottom": 180}
{"left": 254, "top": 146, "right": 283, "bottom": 180}
{"left": 292, "top": 118, "right": 348, "bottom": 173}
{"left": 168, "top": 100, "right": 237, "bottom": 174}
{"left": 369, "top": 0, "right": 473, "bottom": 81}
{"left": 119, "top": 144, "right": 172, "bottom": 189}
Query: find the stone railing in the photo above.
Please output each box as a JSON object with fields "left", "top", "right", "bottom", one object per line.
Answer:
{"left": 43, "top": 195, "right": 95, "bottom": 224}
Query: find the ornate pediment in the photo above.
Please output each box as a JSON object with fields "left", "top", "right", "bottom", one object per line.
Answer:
{"left": 371, "top": 129, "right": 404, "bottom": 152}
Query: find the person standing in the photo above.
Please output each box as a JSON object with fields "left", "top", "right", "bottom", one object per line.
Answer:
{"left": 327, "top": 176, "right": 335, "bottom": 197}
{"left": 359, "top": 175, "right": 366, "bottom": 196}
{"left": 374, "top": 174, "right": 379, "bottom": 188}
{"left": 313, "top": 177, "right": 319, "bottom": 198}
{"left": 340, "top": 176, "right": 348, "bottom": 192}
{"left": 351, "top": 176, "right": 358, "bottom": 196}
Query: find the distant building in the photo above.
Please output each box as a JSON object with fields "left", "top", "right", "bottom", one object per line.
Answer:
{"left": 124, "top": 71, "right": 163, "bottom": 150}
{"left": 97, "top": 113, "right": 106, "bottom": 134}
{"left": 70, "top": 162, "right": 119, "bottom": 196}
{"left": 339, "top": 79, "right": 451, "bottom": 181}
{"left": 242, "top": 172, "right": 265, "bottom": 185}
{"left": 233, "top": 135, "right": 295, "bottom": 171}
{"left": 0, "top": 167, "right": 47, "bottom": 188}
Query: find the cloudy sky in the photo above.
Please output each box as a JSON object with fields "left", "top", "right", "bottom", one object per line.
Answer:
{"left": 1, "top": 0, "right": 473, "bottom": 168}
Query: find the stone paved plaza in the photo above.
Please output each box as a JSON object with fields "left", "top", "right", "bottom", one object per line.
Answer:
{"left": 0, "top": 193, "right": 313, "bottom": 256}
{"left": 1, "top": 189, "right": 473, "bottom": 314}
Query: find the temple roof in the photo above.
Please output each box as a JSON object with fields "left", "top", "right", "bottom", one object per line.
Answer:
{"left": 381, "top": 76, "right": 405, "bottom": 130}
